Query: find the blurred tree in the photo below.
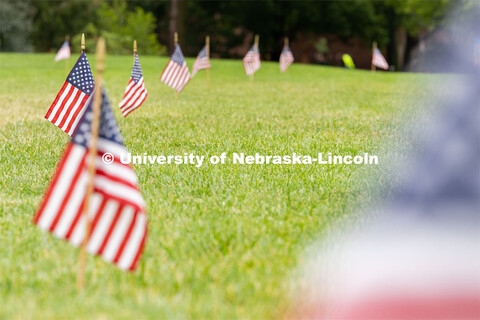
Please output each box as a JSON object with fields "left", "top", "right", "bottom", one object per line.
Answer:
{"left": 71, "top": 0, "right": 164, "bottom": 55}
{"left": 384, "top": 0, "right": 453, "bottom": 69}
{"left": 31, "top": 0, "right": 97, "bottom": 52}
{"left": 0, "top": 1, "right": 35, "bottom": 52}
{"left": 173, "top": 1, "right": 391, "bottom": 60}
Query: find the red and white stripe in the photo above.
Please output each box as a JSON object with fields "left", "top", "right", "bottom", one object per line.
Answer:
{"left": 160, "top": 60, "right": 191, "bottom": 92}
{"left": 34, "top": 139, "right": 147, "bottom": 271}
{"left": 192, "top": 57, "right": 211, "bottom": 77}
{"left": 243, "top": 52, "right": 261, "bottom": 76}
{"left": 54, "top": 45, "right": 71, "bottom": 62}
{"left": 372, "top": 48, "right": 389, "bottom": 70}
{"left": 45, "top": 83, "right": 91, "bottom": 136}
{"left": 119, "top": 77, "right": 148, "bottom": 117}
{"left": 279, "top": 51, "right": 294, "bottom": 72}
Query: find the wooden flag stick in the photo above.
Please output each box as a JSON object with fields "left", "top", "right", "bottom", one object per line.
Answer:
{"left": 284, "top": 37, "right": 289, "bottom": 48}
{"left": 76, "top": 37, "right": 105, "bottom": 290}
{"left": 174, "top": 32, "right": 178, "bottom": 100}
{"left": 132, "top": 40, "right": 137, "bottom": 124}
{"left": 251, "top": 34, "right": 259, "bottom": 82}
{"left": 371, "top": 41, "right": 377, "bottom": 72}
{"left": 206, "top": 35, "right": 210, "bottom": 88}
{"left": 81, "top": 33, "right": 85, "bottom": 52}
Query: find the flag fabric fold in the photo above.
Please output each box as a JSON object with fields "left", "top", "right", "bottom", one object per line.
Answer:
{"left": 372, "top": 48, "right": 389, "bottom": 70}
{"left": 192, "top": 45, "right": 211, "bottom": 77}
{"left": 34, "top": 89, "right": 148, "bottom": 271}
{"left": 119, "top": 53, "right": 148, "bottom": 117}
{"left": 243, "top": 44, "right": 261, "bottom": 76}
{"left": 54, "top": 41, "right": 71, "bottom": 62}
{"left": 45, "top": 52, "right": 95, "bottom": 135}
{"left": 160, "top": 44, "right": 191, "bottom": 92}
{"left": 279, "top": 45, "right": 294, "bottom": 72}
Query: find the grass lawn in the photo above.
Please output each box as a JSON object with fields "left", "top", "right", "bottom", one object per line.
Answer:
{"left": 0, "top": 52, "right": 435, "bottom": 319}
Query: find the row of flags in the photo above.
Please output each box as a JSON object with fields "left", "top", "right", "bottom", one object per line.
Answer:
{"left": 38, "top": 39, "right": 214, "bottom": 273}
{"left": 54, "top": 38, "right": 388, "bottom": 73}
{"left": 39, "top": 44, "right": 150, "bottom": 272}
{"left": 35, "top": 89, "right": 147, "bottom": 271}
{"left": 39, "top": 37, "right": 388, "bottom": 274}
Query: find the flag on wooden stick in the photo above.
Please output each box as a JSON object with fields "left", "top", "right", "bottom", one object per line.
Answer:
{"left": 372, "top": 48, "right": 389, "bottom": 70}
{"left": 45, "top": 52, "right": 95, "bottom": 135}
{"left": 160, "top": 44, "right": 191, "bottom": 92}
{"left": 34, "top": 89, "right": 148, "bottom": 271}
{"left": 243, "top": 44, "right": 261, "bottom": 76}
{"left": 279, "top": 45, "right": 294, "bottom": 72}
{"left": 119, "top": 53, "right": 148, "bottom": 117}
{"left": 54, "top": 41, "right": 71, "bottom": 62}
{"left": 192, "top": 45, "right": 211, "bottom": 77}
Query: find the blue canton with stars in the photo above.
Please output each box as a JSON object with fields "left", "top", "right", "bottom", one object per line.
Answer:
{"left": 197, "top": 46, "right": 207, "bottom": 59}
{"left": 72, "top": 89, "right": 123, "bottom": 148}
{"left": 131, "top": 53, "right": 143, "bottom": 83}
{"left": 171, "top": 44, "right": 186, "bottom": 66}
{"left": 67, "top": 52, "right": 95, "bottom": 96}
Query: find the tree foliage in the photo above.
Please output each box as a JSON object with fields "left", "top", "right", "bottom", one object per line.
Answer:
{"left": 0, "top": 1, "right": 35, "bottom": 52}
{"left": 71, "top": 1, "right": 164, "bottom": 55}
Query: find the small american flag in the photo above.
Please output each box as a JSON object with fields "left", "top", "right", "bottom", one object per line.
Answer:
{"left": 119, "top": 53, "right": 148, "bottom": 117}
{"left": 160, "top": 44, "right": 191, "bottom": 92}
{"left": 45, "top": 52, "right": 95, "bottom": 135}
{"left": 279, "top": 45, "right": 294, "bottom": 72}
{"left": 54, "top": 41, "right": 71, "bottom": 62}
{"left": 192, "top": 45, "right": 211, "bottom": 77}
{"left": 372, "top": 48, "right": 389, "bottom": 70}
{"left": 34, "top": 89, "right": 148, "bottom": 271}
{"left": 243, "top": 45, "right": 261, "bottom": 76}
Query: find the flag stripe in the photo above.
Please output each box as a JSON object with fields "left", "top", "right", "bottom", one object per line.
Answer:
{"left": 103, "top": 206, "right": 135, "bottom": 262}
{"left": 34, "top": 144, "right": 73, "bottom": 224}
{"left": 45, "top": 82, "right": 68, "bottom": 119}
{"left": 49, "top": 83, "right": 74, "bottom": 123}
{"left": 123, "top": 91, "right": 147, "bottom": 117}
{"left": 48, "top": 156, "right": 86, "bottom": 232}
{"left": 62, "top": 92, "right": 86, "bottom": 132}
{"left": 54, "top": 87, "right": 79, "bottom": 126}
{"left": 58, "top": 90, "right": 82, "bottom": 128}
{"left": 87, "top": 200, "right": 119, "bottom": 254}
{"left": 53, "top": 173, "right": 88, "bottom": 238}
{"left": 97, "top": 205, "right": 123, "bottom": 255}
{"left": 113, "top": 210, "right": 138, "bottom": 263}
{"left": 36, "top": 145, "right": 86, "bottom": 230}
{"left": 128, "top": 220, "right": 147, "bottom": 270}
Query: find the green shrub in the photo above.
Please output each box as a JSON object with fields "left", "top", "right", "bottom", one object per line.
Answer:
{"left": 71, "top": 1, "right": 165, "bottom": 56}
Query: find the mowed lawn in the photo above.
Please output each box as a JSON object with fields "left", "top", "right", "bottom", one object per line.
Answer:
{"left": 0, "top": 52, "right": 433, "bottom": 319}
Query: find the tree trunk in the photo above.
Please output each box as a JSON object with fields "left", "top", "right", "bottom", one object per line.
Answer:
{"left": 396, "top": 27, "right": 407, "bottom": 70}
{"left": 168, "top": 0, "right": 179, "bottom": 52}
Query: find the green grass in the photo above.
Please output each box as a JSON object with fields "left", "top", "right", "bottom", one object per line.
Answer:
{"left": 0, "top": 52, "right": 436, "bottom": 319}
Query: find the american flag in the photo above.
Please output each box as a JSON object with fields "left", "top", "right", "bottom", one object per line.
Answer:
{"left": 54, "top": 41, "right": 71, "bottom": 62}
{"left": 119, "top": 53, "right": 148, "bottom": 117}
{"left": 279, "top": 45, "right": 294, "bottom": 72}
{"left": 34, "top": 89, "right": 147, "bottom": 271}
{"left": 45, "top": 52, "right": 95, "bottom": 135}
{"left": 372, "top": 48, "right": 389, "bottom": 70}
{"left": 160, "top": 44, "right": 191, "bottom": 92}
{"left": 192, "top": 45, "right": 211, "bottom": 77}
{"left": 243, "top": 45, "right": 261, "bottom": 76}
